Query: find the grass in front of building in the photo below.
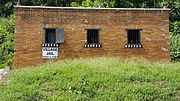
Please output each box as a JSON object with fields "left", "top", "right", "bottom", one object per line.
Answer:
{"left": 0, "top": 57, "right": 180, "bottom": 101}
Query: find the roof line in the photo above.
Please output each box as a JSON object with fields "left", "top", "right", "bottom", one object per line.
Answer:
{"left": 14, "top": 6, "right": 170, "bottom": 11}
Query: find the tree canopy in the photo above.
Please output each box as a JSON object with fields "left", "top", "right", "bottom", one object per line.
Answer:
{"left": 0, "top": 0, "right": 179, "bottom": 22}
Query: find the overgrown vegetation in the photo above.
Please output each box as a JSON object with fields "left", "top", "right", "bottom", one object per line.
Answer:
{"left": 0, "top": 0, "right": 180, "bottom": 68}
{"left": 0, "top": 14, "right": 15, "bottom": 68}
{"left": 170, "top": 34, "right": 180, "bottom": 62}
{"left": 0, "top": 57, "right": 180, "bottom": 100}
{"left": 170, "top": 21, "right": 180, "bottom": 62}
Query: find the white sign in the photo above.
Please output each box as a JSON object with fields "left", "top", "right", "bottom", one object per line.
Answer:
{"left": 42, "top": 47, "right": 58, "bottom": 58}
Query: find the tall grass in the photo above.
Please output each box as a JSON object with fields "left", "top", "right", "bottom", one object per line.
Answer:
{"left": 0, "top": 57, "right": 180, "bottom": 101}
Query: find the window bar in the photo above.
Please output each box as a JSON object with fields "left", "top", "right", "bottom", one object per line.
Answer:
{"left": 132, "top": 30, "right": 134, "bottom": 45}
{"left": 136, "top": 30, "right": 138, "bottom": 47}
{"left": 136, "top": 30, "right": 138, "bottom": 44}
{"left": 130, "top": 31, "right": 131, "bottom": 45}
{"left": 94, "top": 30, "right": 96, "bottom": 44}
{"left": 95, "top": 30, "right": 97, "bottom": 47}
{"left": 139, "top": 31, "right": 140, "bottom": 44}
{"left": 134, "top": 30, "right": 136, "bottom": 44}
{"left": 131, "top": 30, "right": 133, "bottom": 44}
{"left": 95, "top": 30, "right": 96, "bottom": 44}
{"left": 98, "top": 30, "right": 99, "bottom": 44}
{"left": 93, "top": 30, "right": 95, "bottom": 44}
{"left": 135, "top": 30, "right": 137, "bottom": 44}
{"left": 131, "top": 30, "right": 133, "bottom": 47}
{"left": 128, "top": 30, "right": 129, "bottom": 44}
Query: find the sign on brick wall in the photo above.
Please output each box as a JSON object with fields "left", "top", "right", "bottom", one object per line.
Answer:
{"left": 42, "top": 47, "right": 58, "bottom": 58}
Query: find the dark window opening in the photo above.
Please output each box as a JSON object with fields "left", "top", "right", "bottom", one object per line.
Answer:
{"left": 127, "top": 29, "right": 141, "bottom": 44}
{"left": 87, "top": 29, "right": 99, "bottom": 44}
{"left": 45, "top": 28, "right": 56, "bottom": 44}
{"left": 43, "top": 28, "right": 64, "bottom": 45}
{"left": 125, "top": 29, "right": 142, "bottom": 48}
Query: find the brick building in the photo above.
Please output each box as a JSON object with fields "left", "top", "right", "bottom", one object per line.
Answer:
{"left": 14, "top": 6, "right": 170, "bottom": 68}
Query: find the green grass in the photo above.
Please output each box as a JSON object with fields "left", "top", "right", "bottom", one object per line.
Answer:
{"left": 0, "top": 57, "right": 180, "bottom": 101}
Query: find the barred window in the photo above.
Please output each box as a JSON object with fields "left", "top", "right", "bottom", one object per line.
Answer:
{"left": 128, "top": 29, "right": 140, "bottom": 44}
{"left": 125, "top": 29, "right": 142, "bottom": 48}
{"left": 87, "top": 29, "right": 99, "bottom": 44}
{"left": 84, "top": 29, "right": 101, "bottom": 48}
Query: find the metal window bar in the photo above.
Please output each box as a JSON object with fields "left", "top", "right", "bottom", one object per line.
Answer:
{"left": 131, "top": 30, "right": 133, "bottom": 44}
{"left": 134, "top": 30, "right": 137, "bottom": 44}
{"left": 92, "top": 30, "right": 95, "bottom": 43}
{"left": 134, "top": 30, "right": 136, "bottom": 44}
{"left": 126, "top": 29, "right": 142, "bottom": 48}
{"left": 87, "top": 29, "right": 99, "bottom": 44}
{"left": 127, "top": 29, "right": 141, "bottom": 44}
{"left": 138, "top": 31, "right": 140, "bottom": 44}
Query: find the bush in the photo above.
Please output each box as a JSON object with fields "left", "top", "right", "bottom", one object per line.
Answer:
{"left": 170, "top": 33, "right": 180, "bottom": 62}
{"left": 0, "top": 14, "right": 15, "bottom": 68}
{"left": 170, "top": 21, "right": 180, "bottom": 62}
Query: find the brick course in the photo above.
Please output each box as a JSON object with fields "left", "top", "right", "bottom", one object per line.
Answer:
{"left": 14, "top": 6, "right": 170, "bottom": 68}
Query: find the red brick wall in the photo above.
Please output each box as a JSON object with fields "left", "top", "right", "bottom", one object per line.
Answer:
{"left": 14, "top": 6, "right": 170, "bottom": 68}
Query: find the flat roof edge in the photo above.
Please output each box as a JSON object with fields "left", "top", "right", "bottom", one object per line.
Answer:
{"left": 14, "top": 6, "right": 170, "bottom": 11}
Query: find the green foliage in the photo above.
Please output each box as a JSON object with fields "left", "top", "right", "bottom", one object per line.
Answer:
{"left": 0, "top": 14, "right": 15, "bottom": 68}
{"left": 170, "top": 21, "right": 180, "bottom": 62}
{"left": 0, "top": 57, "right": 180, "bottom": 100}
{"left": 164, "top": 0, "right": 180, "bottom": 22}
{"left": 18, "top": 0, "right": 72, "bottom": 7}
{"left": 170, "top": 21, "right": 180, "bottom": 34}
{"left": 170, "top": 34, "right": 180, "bottom": 62}
{"left": 0, "top": 0, "right": 15, "bottom": 17}
{"left": 71, "top": 0, "right": 115, "bottom": 8}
